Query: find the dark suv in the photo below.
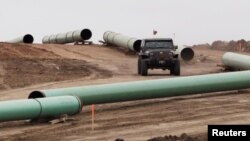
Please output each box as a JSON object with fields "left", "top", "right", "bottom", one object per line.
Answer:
{"left": 138, "top": 38, "right": 180, "bottom": 76}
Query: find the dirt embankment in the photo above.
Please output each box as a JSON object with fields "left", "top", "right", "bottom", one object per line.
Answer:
{"left": 0, "top": 43, "right": 112, "bottom": 90}
{"left": 193, "top": 39, "right": 250, "bottom": 52}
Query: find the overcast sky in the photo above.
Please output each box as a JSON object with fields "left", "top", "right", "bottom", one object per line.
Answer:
{"left": 0, "top": 0, "right": 249, "bottom": 45}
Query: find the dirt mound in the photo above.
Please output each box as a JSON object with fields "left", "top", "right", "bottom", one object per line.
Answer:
{"left": 0, "top": 42, "right": 60, "bottom": 59}
{"left": 1, "top": 59, "right": 83, "bottom": 89}
{"left": 0, "top": 58, "right": 112, "bottom": 90}
{"left": 193, "top": 39, "right": 250, "bottom": 53}
{"left": 210, "top": 40, "right": 250, "bottom": 52}
{"left": 148, "top": 133, "right": 206, "bottom": 141}
{"left": 0, "top": 43, "right": 112, "bottom": 90}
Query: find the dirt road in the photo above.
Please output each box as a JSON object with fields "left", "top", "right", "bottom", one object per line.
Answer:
{"left": 0, "top": 43, "right": 249, "bottom": 141}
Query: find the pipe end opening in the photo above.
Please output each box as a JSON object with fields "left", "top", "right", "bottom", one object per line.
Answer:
{"left": 81, "top": 29, "right": 92, "bottom": 40}
{"left": 181, "top": 48, "right": 194, "bottom": 61}
{"left": 28, "top": 91, "right": 46, "bottom": 99}
{"left": 133, "top": 40, "right": 142, "bottom": 52}
{"left": 23, "top": 34, "right": 34, "bottom": 43}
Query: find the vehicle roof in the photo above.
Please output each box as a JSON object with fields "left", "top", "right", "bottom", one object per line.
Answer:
{"left": 142, "top": 38, "right": 173, "bottom": 41}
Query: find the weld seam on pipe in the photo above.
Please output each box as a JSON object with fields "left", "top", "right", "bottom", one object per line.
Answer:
{"left": 0, "top": 96, "right": 83, "bottom": 122}
{"left": 34, "top": 99, "right": 43, "bottom": 119}
{"left": 103, "top": 31, "right": 141, "bottom": 52}
{"left": 127, "top": 38, "right": 133, "bottom": 48}
{"left": 42, "top": 29, "right": 92, "bottom": 44}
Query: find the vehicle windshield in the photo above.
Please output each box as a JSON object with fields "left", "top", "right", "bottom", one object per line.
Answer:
{"left": 144, "top": 40, "right": 173, "bottom": 48}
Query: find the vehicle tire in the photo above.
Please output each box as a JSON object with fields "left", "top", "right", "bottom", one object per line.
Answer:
{"left": 137, "top": 58, "right": 141, "bottom": 75}
{"left": 170, "top": 66, "right": 174, "bottom": 75}
{"left": 141, "top": 60, "right": 148, "bottom": 76}
{"left": 173, "top": 60, "right": 180, "bottom": 76}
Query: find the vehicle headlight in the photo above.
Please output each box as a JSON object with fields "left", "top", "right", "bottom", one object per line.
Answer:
{"left": 145, "top": 51, "right": 154, "bottom": 56}
{"left": 145, "top": 51, "right": 150, "bottom": 54}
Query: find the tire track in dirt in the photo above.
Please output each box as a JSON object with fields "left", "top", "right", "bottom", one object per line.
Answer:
{"left": 32, "top": 44, "right": 136, "bottom": 75}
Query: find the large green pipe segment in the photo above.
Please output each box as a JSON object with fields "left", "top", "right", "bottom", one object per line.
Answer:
{"left": 222, "top": 52, "right": 250, "bottom": 70}
{"left": 103, "top": 31, "right": 142, "bottom": 52}
{"left": 29, "top": 71, "right": 250, "bottom": 105}
{"left": 42, "top": 29, "right": 92, "bottom": 44}
{"left": 0, "top": 96, "right": 82, "bottom": 122}
{"left": 8, "top": 34, "right": 34, "bottom": 44}
{"left": 175, "top": 46, "right": 195, "bottom": 61}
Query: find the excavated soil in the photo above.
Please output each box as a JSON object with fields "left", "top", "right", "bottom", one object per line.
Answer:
{"left": 0, "top": 42, "right": 59, "bottom": 59}
{"left": 1, "top": 58, "right": 113, "bottom": 89}
{"left": 0, "top": 43, "right": 249, "bottom": 141}
{"left": 0, "top": 43, "right": 112, "bottom": 90}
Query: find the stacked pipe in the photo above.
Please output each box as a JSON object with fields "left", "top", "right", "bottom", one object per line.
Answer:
{"left": 29, "top": 71, "right": 250, "bottom": 105}
{"left": 8, "top": 34, "right": 34, "bottom": 44}
{"left": 0, "top": 96, "right": 82, "bottom": 122}
{"left": 103, "top": 31, "right": 142, "bottom": 52}
{"left": 222, "top": 52, "right": 250, "bottom": 70}
{"left": 42, "top": 29, "right": 92, "bottom": 44}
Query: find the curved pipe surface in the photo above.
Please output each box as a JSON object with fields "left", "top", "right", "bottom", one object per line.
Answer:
{"left": 29, "top": 71, "right": 250, "bottom": 105}
{"left": 222, "top": 52, "right": 250, "bottom": 70}
{"left": 175, "top": 46, "right": 194, "bottom": 61}
{"left": 8, "top": 34, "right": 34, "bottom": 44}
{"left": 42, "top": 29, "right": 92, "bottom": 44}
{"left": 0, "top": 96, "right": 82, "bottom": 122}
{"left": 103, "top": 31, "right": 142, "bottom": 52}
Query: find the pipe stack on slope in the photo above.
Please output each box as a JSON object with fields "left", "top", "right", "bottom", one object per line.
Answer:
{"left": 42, "top": 29, "right": 92, "bottom": 44}
{"left": 8, "top": 34, "right": 34, "bottom": 44}
{"left": 29, "top": 71, "right": 250, "bottom": 105}
{"left": 0, "top": 96, "right": 82, "bottom": 122}
{"left": 103, "top": 31, "right": 142, "bottom": 52}
{"left": 222, "top": 52, "right": 250, "bottom": 70}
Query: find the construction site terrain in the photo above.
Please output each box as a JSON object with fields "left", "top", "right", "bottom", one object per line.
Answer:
{"left": 0, "top": 42, "right": 250, "bottom": 141}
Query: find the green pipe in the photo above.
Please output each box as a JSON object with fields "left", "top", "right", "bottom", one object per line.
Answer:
{"left": 222, "top": 52, "right": 250, "bottom": 70}
{"left": 175, "top": 46, "right": 195, "bottom": 61}
{"left": 103, "top": 31, "right": 142, "bottom": 52}
{"left": 8, "top": 34, "right": 34, "bottom": 44}
{"left": 0, "top": 96, "right": 82, "bottom": 122}
{"left": 42, "top": 29, "right": 92, "bottom": 44}
{"left": 29, "top": 71, "right": 250, "bottom": 105}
